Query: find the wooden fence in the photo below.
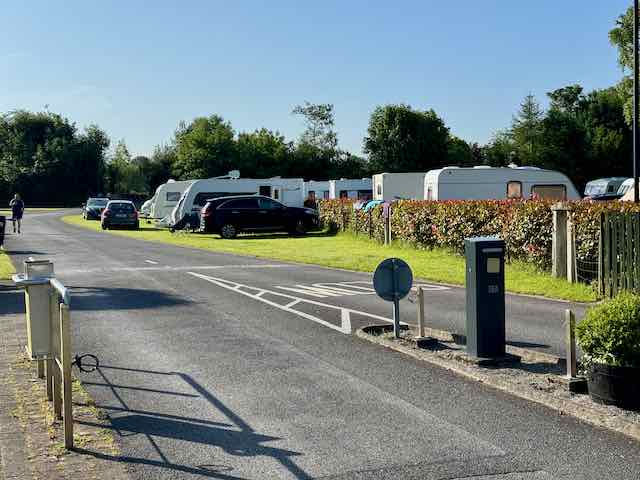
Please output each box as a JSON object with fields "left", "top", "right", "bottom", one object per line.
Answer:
{"left": 599, "top": 212, "right": 640, "bottom": 298}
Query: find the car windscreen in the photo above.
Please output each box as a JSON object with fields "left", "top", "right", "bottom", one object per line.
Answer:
{"left": 108, "top": 203, "right": 134, "bottom": 212}
{"left": 88, "top": 199, "right": 109, "bottom": 207}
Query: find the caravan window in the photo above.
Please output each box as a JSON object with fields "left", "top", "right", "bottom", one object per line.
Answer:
{"left": 358, "top": 190, "right": 372, "bottom": 200}
{"left": 166, "top": 192, "right": 181, "bottom": 202}
{"left": 377, "top": 184, "right": 382, "bottom": 196}
{"left": 323, "top": 191, "right": 330, "bottom": 199}
{"left": 339, "top": 190, "right": 349, "bottom": 199}
{"left": 259, "top": 185, "right": 272, "bottom": 196}
{"left": 531, "top": 184, "right": 566, "bottom": 200}
{"left": 507, "top": 181, "right": 522, "bottom": 199}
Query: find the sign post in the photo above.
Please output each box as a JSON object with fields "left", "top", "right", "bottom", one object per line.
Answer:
{"left": 373, "top": 258, "right": 413, "bottom": 338}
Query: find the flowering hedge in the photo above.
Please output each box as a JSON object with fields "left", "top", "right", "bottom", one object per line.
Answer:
{"left": 319, "top": 199, "right": 640, "bottom": 271}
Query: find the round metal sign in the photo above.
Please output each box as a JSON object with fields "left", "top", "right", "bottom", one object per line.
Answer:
{"left": 373, "top": 258, "right": 413, "bottom": 302}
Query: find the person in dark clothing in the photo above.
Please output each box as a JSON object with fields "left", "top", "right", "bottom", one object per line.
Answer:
{"left": 9, "top": 194, "right": 24, "bottom": 234}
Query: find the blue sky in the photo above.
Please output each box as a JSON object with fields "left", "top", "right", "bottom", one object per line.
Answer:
{"left": 0, "top": 1, "right": 630, "bottom": 157}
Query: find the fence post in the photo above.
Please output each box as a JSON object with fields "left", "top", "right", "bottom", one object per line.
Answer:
{"left": 60, "top": 304, "right": 73, "bottom": 449}
{"left": 565, "top": 309, "right": 577, "bottom": 378}
{"left": 388, "top": 204, "right": 392, "bottom": 244}
{"left": 551, "top": 203, "right": 568, "bottom": 279}
{"left": 598, "top": 213, "right": 605, "bottom": 297}
{"left": 566, "top": 215, "right": 577, "bottom": 284}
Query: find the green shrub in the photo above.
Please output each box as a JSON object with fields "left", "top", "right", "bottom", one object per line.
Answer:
{"left": 576, "top": 292, "right": 640, "bottom": 367}
{"left": 318, "top": 198, "right": 640, "bottom": 275}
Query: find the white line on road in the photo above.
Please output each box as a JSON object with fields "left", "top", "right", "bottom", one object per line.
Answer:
{"left": 58, "top": 263, "right": 292, "bottom": 275}
{"left": 144, "top": 260, "right": 159, "bottom": 265}
{"left": 187, "top": 272, "right": 401, "bottom": 335}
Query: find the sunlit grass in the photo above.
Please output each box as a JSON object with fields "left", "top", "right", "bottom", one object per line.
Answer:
{"left": 0, "top": 249, "right": 15, "bottom": 280}
{"left": 62, "top": 214, "right": 597, "bottom": 302}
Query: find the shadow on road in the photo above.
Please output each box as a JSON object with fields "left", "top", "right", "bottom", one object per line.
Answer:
{"left": 68, "top": 286, "right": 190, "bottom": 312}
{"left": 0, "top": 289, "right": 25, "bottom": 315}
{"left": 75, "top": 364, "right": 312, "bottom": 479}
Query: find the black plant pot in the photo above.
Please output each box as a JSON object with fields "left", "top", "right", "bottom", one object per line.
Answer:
{"left": 587, "top": 363, "right": 640, "bottom": 411}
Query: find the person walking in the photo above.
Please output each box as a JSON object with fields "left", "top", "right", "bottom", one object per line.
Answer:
{"left": 9, "top": 194, "right": 24, "bottom": 234}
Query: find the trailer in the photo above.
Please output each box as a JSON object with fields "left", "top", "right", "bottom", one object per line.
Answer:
{"left": 423, "top": 166, "right": 580, "bottom": 201}
{"left": 148, "top": 179, "right": 195, "bottom": 220}
{"left": 304, "top": 181, "right": 330, "bottom": 201}
{"left": 171, "top": 176, "right": 305, "bottom": 225}
{"left": 372, "top": 172, "right": 427, "bottom": 201}
{"left": 584, "top": 177, "right": 628, "bottom": 200}
{"left": 329, "top": 178, "right": 373, "bottom": 200}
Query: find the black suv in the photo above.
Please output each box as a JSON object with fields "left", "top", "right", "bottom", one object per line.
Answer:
{"left": 200, "top": 195, "right": 319, "bottom": 239}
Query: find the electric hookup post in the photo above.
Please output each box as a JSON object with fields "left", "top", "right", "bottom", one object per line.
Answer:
{"left": 373, "top": 258, "right": 413, "bottom": 338}
{"left": 464, "top": 237, "right": 506, "bottom": 359}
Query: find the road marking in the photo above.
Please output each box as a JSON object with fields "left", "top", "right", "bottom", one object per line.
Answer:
{"left": 274, "top": 281, "right": 450, "bottom": 298}
{"left": 187, "top": 272, "right": 401, "bottom": 334}
{"left": 58, "top": 264, "right": 292, "bottom": 275}
{"left": 144, "top": 260, "right": 159, "bottom": 265}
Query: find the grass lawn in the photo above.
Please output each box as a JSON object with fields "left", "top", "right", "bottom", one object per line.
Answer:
{"left": 62, "top": 214, "right": 597, "bottom": 302}
{"left": 0, "top": 249, "right": 15, "bottom": 280}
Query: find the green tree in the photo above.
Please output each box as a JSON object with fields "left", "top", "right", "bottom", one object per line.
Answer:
{"left": 173, "top": 115, "right": 235, "bottom": 179}
{"left": 447, "top": 136, "right": 473, "bottom": 166}
{"left": 292, "top": 102, "right": 338, "bottom": 154}
{"left": 0, "top": 110, "right": 109, "bottom": 204}
{"left": 547, "top": 84, "right": 583, "bottom": 113}
{"left": 363, "top": 104, "right": 450, "bottom": 172}
{"left": 511, "top": 94, "right": 543, "bottom": 165}
{"left": 482, "top": 131, "right": 516, "bottom": 167}
{"left": 106, "top": 140, "right": 147, "bottom": 194}
{"left": 609, "top": 5, "right": 636, "bottom": 124}
{"left": 236, "top": 128, "right": 293, "bottom": 178}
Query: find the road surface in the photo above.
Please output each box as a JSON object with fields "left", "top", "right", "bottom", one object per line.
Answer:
{"left": 1, "top": 211, "right": 637, "bottom": 480}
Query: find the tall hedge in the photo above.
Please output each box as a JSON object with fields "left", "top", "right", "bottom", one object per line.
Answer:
{"left": 319, "top": 199, "right": 640, "bottom": 271}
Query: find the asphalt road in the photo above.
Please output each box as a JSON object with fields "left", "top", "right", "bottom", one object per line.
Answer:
{"left": 2, "top": 211, "right": 638, "bottom": 480}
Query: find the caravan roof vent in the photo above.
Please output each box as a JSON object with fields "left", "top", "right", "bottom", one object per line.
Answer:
{"left": 228, "top": 170, "right": 240, "bottom": 179}
{"left": 473, "top": 165, "right": 492, "bottom": 169}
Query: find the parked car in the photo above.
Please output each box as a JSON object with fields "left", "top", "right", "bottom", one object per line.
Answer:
{"left": 200, "top": 195, "right": 319, "bottom": 239}
{"left": 101, "top": 200, "right": 139, "bottom": 230}
{"left": 82, "top": 197, "right": 110, "bottom": 220}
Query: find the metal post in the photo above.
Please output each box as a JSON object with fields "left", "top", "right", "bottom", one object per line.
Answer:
{"left": 393, "top": 298, "right": 401, "bottom": 339}
{"left": 60, "top": 304, "right": 73, "bottom": 449}
{"left": 416, "top": 287, "right": 425, "bottom": 338}
{"left": 565, "top": 309, "right": 577, "bottom": 378}
{"left": 635, "top": 0, "right": 639, "bottom": 203}
{"left": 392, "top": 259, "right": 400, "bottom": 338}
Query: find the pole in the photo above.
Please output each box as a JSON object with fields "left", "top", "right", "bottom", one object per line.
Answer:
{"left": 416, "top": 287, "right": 425, "bottom": 338}
{"left": 565, "top": 309, "right": 577, "bottom": 378}
{"left": 393, "top": 298, "right": 401, "bottom": 339}
{"left": 634, "top": 0, "right": 639, "bottom": 202}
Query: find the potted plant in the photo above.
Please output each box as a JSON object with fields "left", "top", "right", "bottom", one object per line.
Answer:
{"left": 576, "top": 292, "right": 640, "bottom": 410}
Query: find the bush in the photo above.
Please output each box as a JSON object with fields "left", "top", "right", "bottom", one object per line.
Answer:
{"left": 318, "top": 198, "right": 640, "bottom": 274}
{"left": 576, "top": 292, "right": 640, "bottom": 367}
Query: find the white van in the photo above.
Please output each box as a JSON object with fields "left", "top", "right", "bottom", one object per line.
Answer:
{"left": 171, "top": 176, "right": 305, "bottom": 224}
{"left": 423, "top": 166, "right": 581, "bottom": 201}
{"left": 372, "top": 172, "right": 427, "bottom": 201}
{"left": 149, "top": 179, "right": 195, "bottom": 220}
{"left": 329, "top": 178, "right": 373, "bottom": 200}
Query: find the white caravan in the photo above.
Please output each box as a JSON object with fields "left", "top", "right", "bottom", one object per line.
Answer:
{"left": 139, "top": 197, "right": 155, "bottom": 217}
{"left": 423, "top": 166, "right": 580, "bottom": 201}
{"left": 149, "top": 179, "right": 195, "bottom": 220}
{"left": 372, "top": 172, "right": 427, "bottom": 201}
{"left": 171, "top": 176, "right": 305, "bottom": 224}
{"left": 304, "top": 181, "right": 330, "bottom": 201}
{"left": 329, "top": 178, "right": 373, "bottom": 200}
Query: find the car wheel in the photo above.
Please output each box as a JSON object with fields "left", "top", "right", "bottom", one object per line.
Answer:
{"left": 220, "top": 224, "right": 237, "bottom": 239}
{"left": 291, "top": 219, "right": 306, "bottom": 236}
{"left": 101, "top": 223, "right": 108, "bottom": 230}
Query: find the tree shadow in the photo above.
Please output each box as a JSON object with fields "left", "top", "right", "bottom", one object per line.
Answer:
{"left": 0, "top": 289, "right": 24, "bottom": 315}
{"left": 68, "top": 286, "right": 191, "bottom": 312}
{"left": 74, "top": 364, "right": 312, "bottom": 479}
